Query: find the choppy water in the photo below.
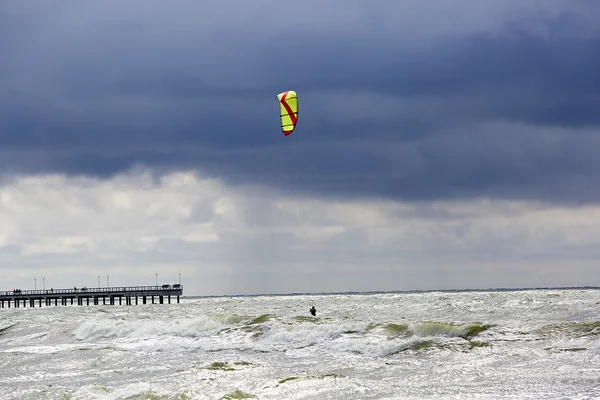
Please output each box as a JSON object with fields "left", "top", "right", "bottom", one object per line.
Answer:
{"left": 1, "top": 288, "right": 600, "bottom": 399}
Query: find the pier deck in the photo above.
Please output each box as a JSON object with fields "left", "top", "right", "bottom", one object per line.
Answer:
{"left": 0, "top": 285, "right": 183, "bottom": 308}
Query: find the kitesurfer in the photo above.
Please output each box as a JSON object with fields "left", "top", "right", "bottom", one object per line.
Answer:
{"left": 310, "top": 306, "right": 316, "bottom": 316}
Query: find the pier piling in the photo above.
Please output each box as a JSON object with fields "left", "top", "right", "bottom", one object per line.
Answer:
{"left": 0, "top": 285, "right": 183, "bottom": 309}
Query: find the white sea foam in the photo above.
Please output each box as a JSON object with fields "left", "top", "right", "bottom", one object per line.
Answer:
{"left": 2, "top": 289, "right": 600, "bottom": 399}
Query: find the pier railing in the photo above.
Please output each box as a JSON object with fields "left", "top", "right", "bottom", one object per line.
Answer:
{"left": 0, "top": 284, "right": 183, "bottom": 308}
{"left": 1, "top": 285, "right": 182, "bottom": 297}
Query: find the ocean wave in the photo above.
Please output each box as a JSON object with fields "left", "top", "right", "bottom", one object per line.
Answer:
{"left": 409, "top": 321, "right": 492, "bottom": 339}
{"left": 71, "top": 312, "right": 495, "bottom": 358}
{"left": 537, "top": 321, "right": 600, "bottom": 339}
{"left": 72, "top": 314, "right": 250, "bottom": 341}
{"left": 0, "top": 323, "right": 16, "bottom": 337}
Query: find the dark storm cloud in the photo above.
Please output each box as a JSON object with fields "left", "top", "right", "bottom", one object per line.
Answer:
{"left": 1, "top": 0, "right": 599, "bottom": 202}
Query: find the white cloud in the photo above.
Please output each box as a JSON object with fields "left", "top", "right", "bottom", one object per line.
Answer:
{"left": 1, "top": 167, "right": 599, "bottom": 295}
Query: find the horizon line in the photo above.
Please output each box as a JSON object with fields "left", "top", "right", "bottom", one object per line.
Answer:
{"left": 181, "top": 285, "right": 600, "bottom": 299}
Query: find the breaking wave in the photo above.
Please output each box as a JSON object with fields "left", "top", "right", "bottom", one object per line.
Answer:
{"left": 71, "top": 312, "right": 494, "bottom": 358}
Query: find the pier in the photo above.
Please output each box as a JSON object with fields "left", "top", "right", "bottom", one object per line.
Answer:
{"left": 0, "top": 284, "right": 183, "bottom": 308}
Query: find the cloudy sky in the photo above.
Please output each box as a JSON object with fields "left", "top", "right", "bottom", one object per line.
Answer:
{"left": 1, "top": 0, "right": 599, "bottom": 296}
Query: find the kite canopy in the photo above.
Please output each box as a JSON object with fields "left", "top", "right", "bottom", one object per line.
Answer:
{"left": 277, "top": 90, "right": 298, "bottom": 136}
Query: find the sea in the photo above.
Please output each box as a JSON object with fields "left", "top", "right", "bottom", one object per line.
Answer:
{"left": 1, "top": 288, "right": 600, "bottom": 399}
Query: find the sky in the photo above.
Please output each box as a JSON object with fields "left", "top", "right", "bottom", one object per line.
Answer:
{"left": 1, "top": 0, "right": 600, "bottom": 296}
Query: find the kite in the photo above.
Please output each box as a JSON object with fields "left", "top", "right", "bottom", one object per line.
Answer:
{"left": 277, "top": 90, "right": 298, "bottom": 136}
